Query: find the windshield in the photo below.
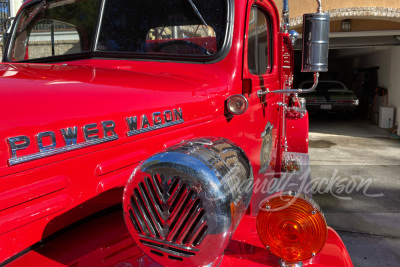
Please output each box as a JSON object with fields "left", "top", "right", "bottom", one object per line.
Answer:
{"left": 8, "top": 0, "right": 229, "bottom": 62}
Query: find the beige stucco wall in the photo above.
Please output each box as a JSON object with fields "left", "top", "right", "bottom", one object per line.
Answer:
{"left": 274, "top": 0, "right": 400, "bottom": 31}
{"left": 0, "top": 41, "right": 80, "bottom": 61}
{"left": 275, "top": 0, "right": 400, "bottom": 19}
{"left": 10, "top": 0, "right": 23, "bottom": 17}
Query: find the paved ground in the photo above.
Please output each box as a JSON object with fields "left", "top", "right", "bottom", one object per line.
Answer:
{"left": 308, "top": 114, "right": 400, "bottom": 267}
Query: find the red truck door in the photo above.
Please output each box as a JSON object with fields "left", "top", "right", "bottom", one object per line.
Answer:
{"left": 242, "top": 1, "right": 282, "bottom": 213}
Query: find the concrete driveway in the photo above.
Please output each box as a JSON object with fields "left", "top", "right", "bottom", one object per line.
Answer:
{"left": 308, "top": 114, "right": 400, "bottom": 267}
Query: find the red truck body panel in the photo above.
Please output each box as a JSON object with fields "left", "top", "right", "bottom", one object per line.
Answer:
{"left": 0, "top": 0, "right": 352, "bottom": 266}
{"left": 4, "top": 211, "right": 353, "bottom": 267}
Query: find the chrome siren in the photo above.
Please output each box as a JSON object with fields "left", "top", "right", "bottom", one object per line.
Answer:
{"left": 123, "top": 137, "right": 253, "bottom": 267}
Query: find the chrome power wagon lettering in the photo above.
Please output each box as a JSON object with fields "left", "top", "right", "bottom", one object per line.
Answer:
{"left": 164, "top": 110, "right": 173, "bottom": 122}
{"left": 141, "top": 115, "right": 151, "bottom": 129}
{"left": 126, "top": 116, "right": 138, "bottom": 131}
{"left": 6, "top": 109, "right": 183, "bottom": 166}
{"left": 83, "top": 123, "right": 100, "bottom": 141}
{"left": 126, "top": 108, "right": 184, "bottom": 137}
{"left": 174, "top": 108, "right": 183, "bottom": 121}
{"left": 7, "top": 121, "right": 119, "bottom": 166}
{"left": 152, "top": 112, "right": 162, "bottom": 126}
{"left": 7, "top": 136, "right": 30, "bottom": 158}
{"left": 37, "top": 131, "right": 57, "bottom": 151}
{"left": 102, "top": 121, "right": 117, "bottom": 137}
{"left": 61, "top": 127, "right": 78, "bottom": 146}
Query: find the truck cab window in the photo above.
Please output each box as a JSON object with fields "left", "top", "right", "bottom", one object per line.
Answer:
{"left": 247, "top": 6, "right": 272, "bottom": 75}
{"left": 26, "top": 21, "right": 81, "bottom": 60}
{"left": 9, "top": 0, "right": 101, "bottom": 61}
{"left": 97, "top": 0, "right": 227, "bottom": 57}
{"left": 7, "top": 0, "right": 229, "bottom": 62}
{"left": 145, "top": 25, "right": 217, "bottom": 55}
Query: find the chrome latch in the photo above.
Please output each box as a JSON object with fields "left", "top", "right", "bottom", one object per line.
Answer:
{"left": 278, "top": 102, "right": 287, "bottom": 107}
{"left": 257, "top": 89, "right": 269, "bottom": 98}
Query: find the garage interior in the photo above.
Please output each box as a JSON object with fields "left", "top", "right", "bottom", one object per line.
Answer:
{"left": 293, "top": 18, "right": 400, "bottom": 133}
{"left": 291, "top": 17, "right": 400, "bottom": 267}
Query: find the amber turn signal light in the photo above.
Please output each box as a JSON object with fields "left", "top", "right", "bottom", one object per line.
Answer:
{"left": 256, "top": 191, "right": 327, "bottom": 263}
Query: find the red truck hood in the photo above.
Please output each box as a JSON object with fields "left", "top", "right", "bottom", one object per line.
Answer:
{"left": 0, "top": 63, "right": 229, "bottom": 173}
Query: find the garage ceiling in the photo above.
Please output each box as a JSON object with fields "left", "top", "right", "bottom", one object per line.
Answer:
{"left": 294, "top": 30, "right": 400, "bottom": 50}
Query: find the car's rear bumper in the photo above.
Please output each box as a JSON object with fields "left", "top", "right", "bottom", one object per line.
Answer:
{"left": 4, "top": 208, "right": 353, "bottom": 267}
{"left": 306, "top": 103, "right": 358, "bottom": 111}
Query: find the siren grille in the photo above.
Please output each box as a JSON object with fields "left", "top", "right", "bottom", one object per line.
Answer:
{"left": 123, "top": 137, "right": 253, "bottom": 267}
{"left": 127, "top": 174, "right": 207, "bottom": 260}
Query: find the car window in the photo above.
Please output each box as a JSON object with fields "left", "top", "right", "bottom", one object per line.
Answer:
{"left": 145, "top": 25, "right": 217, "bottom": 55}
{"left": 26, "top": 21, "right": 81, "bottom": 60}
{"left": 247, "top": 6, "right": 272, "bottom": 75}
{"left": 98, "top": 0, "right": 227, "bottom": 57}
{"left": 10, "top": 0, "right": 101, "bottom": 61}
{"left": 9, "top": 0, "right": 229, "bottom": 62}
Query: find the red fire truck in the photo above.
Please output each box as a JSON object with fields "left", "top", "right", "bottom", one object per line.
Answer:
{"left": 0, "top": 0, "right": 353, "bottom": 266}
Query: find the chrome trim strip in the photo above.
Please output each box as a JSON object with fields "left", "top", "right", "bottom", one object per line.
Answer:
{"left": 93, "top": 0, "right": 107, "bottom": 51}
{"left": 140, "top": 241, "right": 194, "bottom": 257}
{"left": 8, "top": 135, "right": 118, "bottom": 166}
{"left": 127, "top": 119, "right": 184, "bottom": 137}
{"left": 138, "top": 235, "right": 199, "bottom": 252}
{"left": 138, "top": 184, "right": 163, "bottom": 236}
{"left": 279, "top": 259, "right": 303, "bottom": 267}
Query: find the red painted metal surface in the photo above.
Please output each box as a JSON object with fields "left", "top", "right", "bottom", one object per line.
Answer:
{"left": 4, "top": 211, "right": 353, "bottom": 267}
{"left": 286, "top": 112, "right": 309, "bottom": 153}
{"left": 0, "top": 0, "right": 352, "bottom": 265}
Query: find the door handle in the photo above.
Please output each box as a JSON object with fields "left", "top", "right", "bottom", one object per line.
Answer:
{"left": 257, "top": 89, "right": 269, "bottom": 98}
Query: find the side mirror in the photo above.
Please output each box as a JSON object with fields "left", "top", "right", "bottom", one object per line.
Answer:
{"left": 302, "top": 12, "right": 330, "bottom": 72}
{"left": 257, "top": 4, "right": 330, "bottom": 96}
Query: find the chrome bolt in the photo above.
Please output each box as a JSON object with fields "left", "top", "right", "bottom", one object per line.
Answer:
{"left": 312, "top": 253, "right": 316, "bottom": 257}
{"left": 266, "top": 246, "right": 270, "bottom": 250}
{"left": 311, "top": 210, "right": 316, "bottom": 215}
{"left": 266, "top": 205, "right": 271, "bottom": 210}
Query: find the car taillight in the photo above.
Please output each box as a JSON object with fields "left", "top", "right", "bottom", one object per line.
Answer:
{"left": 256, "top": 191, "right": 327, "bottom": 263}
